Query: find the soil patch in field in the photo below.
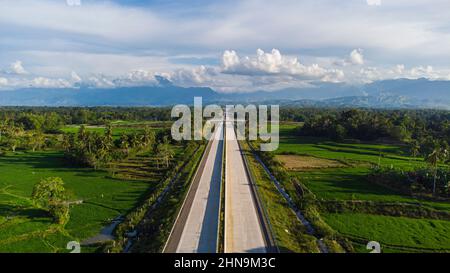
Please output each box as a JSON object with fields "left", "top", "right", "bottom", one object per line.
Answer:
{"left": 276, "top": 155, "right": 345, "bottom": 170}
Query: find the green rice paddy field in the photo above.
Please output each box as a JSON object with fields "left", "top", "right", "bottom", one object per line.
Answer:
{"left": 323, "top": 213, "right": 450, "bottom": 252}
{"left": 277, "top": 123, "right": 450, "bottom": 252}
{"left": 0, "top": 151, "right": 151, "bottom": 252}
{"left": 0, "top": 121, "right": 177, "bottom": 253}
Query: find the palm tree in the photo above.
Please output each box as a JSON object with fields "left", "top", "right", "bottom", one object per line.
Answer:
{"left": 119, "top": 134, "right": 129, "bottom": 155}
{"left": 104, "top": 124, "right": 114, "bottom": 148}
{"left": 30, "top": 130, "right": 45, "bottom": 152}
{"left": 0, "top": 119, "right": 7, "bottom": 142}
{"left": 78, "top": 125, "right": 88, "bottom": 142}
{"left": 409, "top": 140, "right": 420, "bottom": 158}
{"left": 92, "top": 134, "right": 108, "bottom": 164}
{"left": 8, "top": 138, "right": 20, "bottom": 152}
{"left": 129, "top": 132, "right": 142, "bottom": 149}
{"left": 62, "top": 134, "right": 72, "bottom": 152}
{"left": 142, "top": 126, "right": 155, "bottom": 148}
{"left": 156, "top": 142, "right": 174, "bottom": 168}
{"left": 165, "top": 145, "right": 175, "bottom": 168}
{"left": 97, "top": 125, "right": 114, "bottom": 162}
{"left": 426, "top": 145, "right": 443, "bottom": 195}
{"left": 5, "top": 125, "right": 24, "bottom": 152}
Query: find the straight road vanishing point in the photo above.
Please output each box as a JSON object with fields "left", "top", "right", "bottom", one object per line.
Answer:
{"left": 164, "top": 114, "right": 269, "bottom": 253}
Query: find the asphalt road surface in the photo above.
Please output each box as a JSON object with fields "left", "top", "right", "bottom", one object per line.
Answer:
{"left": 224, "top": 114, "right": 267, "bottom": 253}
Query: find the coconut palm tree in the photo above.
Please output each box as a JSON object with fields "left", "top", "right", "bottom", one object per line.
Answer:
{"left": 426, "top": 145, "right": 443, "bottom": 195}
{"left": 142, "top": 126, "right": 155, "bottom": 149}
{"left": 30, "top": 130, "right": 45, "bottom": 152}
{"left": 156, "top": 142, "right": 174, "bottom": 168}
{"left": 129, "top": 132, "right": 142, "bottom": 149}
{"left": 5, "top": 125, "right": 24, "bottom": 152}
{"left": 0, "top": 119, "right": 7, "bottom": 142}
{"left": 62, "top": 134, "right": 72, "bottom": 152}
{"left": 104, "top": 124, "right": 114, "bottom": 148}
{"left": 119, "top": 134, "right": 130, "bottom": 155}
{"left": 409, "top": 140, "right": 420, "bottom": 158}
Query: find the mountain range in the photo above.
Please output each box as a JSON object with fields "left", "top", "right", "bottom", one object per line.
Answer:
{"left": 0, "top": 78, "right": 449, "bottom": 109}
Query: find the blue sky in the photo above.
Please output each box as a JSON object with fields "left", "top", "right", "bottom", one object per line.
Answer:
{"left": 1, "top": 0, "right": 450, "bottom": 92}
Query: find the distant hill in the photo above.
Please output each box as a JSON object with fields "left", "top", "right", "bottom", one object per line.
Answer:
{"left": 0, "top": 78, "right": 449, "bottom": 109}
{"left": 0, "top": 85, "right": 217, "bottom": 106}
{"left": 219, "top": 78, "right": 450, "bottom": 109}
{"left": 362, "top": 78, "right": 450, "bottom": 109}
{"left": 215, "top": 82, "right": 364, "bottom": 103}
{"left": 281, "top": 95, "right": 417, "bottom": 109}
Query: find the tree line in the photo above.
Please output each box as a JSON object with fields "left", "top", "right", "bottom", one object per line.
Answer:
{"left": 63, "top": 125, "right": 175, "bottom": 169}
{"left": 0, "top": 106, "right": 172, "bottom": 126}
{"left": 292, "top": 108, "right": 449, "bottom": 159}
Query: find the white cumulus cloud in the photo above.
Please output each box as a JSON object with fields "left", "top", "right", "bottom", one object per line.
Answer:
{"left": 10, "top": 61, "right": 28, "bottom": 75}
{"left": 111, "top": 69, "right": 158, "bottom": 87}
{"left": 31, "top": 77, "right": 71, "bottom": 88}
{"left": 71, "top": 71, "right": 82, "bottom": 82}
{"left": 171, "top": 66, "right": 219, "bottom": 86}
{"left": 359, "top": 67, "right": 382, "bottom": 82}
{"left": 393, "top": 64, "right": 405, "bottom": 74}
{"left": 221, "top": 48, "right": 341, "bottom": 81}
{"left": 410, "top": 65, "right": 435, "bottom": 78}
{"left": 0, "top": 77, "right": 8, "bottom": 86}
{"left": 85, "top": 75, "right": 115, "bottom": 88}
{"left": 350, "top": 49, "right": 365, "bottom": 65}
{"left": 334, "top": 49, "right": 365, "bottom": 66}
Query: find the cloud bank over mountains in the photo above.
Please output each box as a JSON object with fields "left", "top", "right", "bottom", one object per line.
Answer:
{"left": 1, "top": 49, "right": 449, "bottom": 92}
{"left": 1, "top": 0, "right": 450, "bottom": 92}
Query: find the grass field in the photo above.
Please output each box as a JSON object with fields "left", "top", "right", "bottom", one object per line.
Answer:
{"left": 275, "top": 123, "right": 450, "bottom": 252}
